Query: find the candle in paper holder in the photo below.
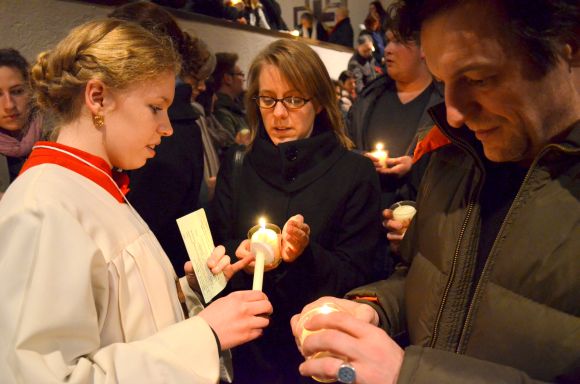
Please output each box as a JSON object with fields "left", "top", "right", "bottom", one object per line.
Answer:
{"left": 390, "top": 200, "right": 417, "bottom": 235}
{"left": 248, "top": 218, "right": 281, "bottom": 291}
{"left": 370, "top": 142, "right": 389, "bottom": 168}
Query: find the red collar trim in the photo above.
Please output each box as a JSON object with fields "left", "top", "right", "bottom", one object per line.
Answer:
{"left": 19, "top": 141, "right": 130, "bottom": 203}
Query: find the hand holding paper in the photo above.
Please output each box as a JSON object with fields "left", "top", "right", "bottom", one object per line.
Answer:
{"left": 178, "top": 209, "right": 246, "bottom": 303}
{"left": 184, "top": 246, "right": 253, "bottom": 294}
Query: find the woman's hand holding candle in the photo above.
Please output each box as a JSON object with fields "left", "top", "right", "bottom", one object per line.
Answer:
{"left": 282, "top": 214, "right": 311, "bottom": 263}
{"left": 246, "top": 218, "right": 282, "bottom": 291}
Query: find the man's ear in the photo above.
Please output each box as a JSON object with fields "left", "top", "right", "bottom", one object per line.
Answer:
{"left": 84, "top": 79, "right": 109, "bottom": 115}
{"left": 222, "top": 73, "right": 233, "bottom": 87}
{"left": 565, "top": 42, "right": 580, "bottom": 67}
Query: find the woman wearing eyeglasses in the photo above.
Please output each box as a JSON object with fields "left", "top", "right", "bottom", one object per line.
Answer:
{"left": 210, "top": 39, "right": 381, "bottom": 383}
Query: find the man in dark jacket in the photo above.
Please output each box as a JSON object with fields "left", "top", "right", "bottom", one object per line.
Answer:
{"left": 348, "top": 34, "right": 379, "bottom": 94}
{"left": 292, "top": 1, "right": 580, "bottom": 383}
{"left": 213, "top": 52, "right": 249, "bottom": 140}
{"left": 328, "top": 7, "right": 354, "bottom": 48}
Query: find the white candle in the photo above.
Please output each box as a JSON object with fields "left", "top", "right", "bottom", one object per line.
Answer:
{"left": 371, "top": 142, "right": 389, "bottom": 168}
{"left": 250, "top": 218, "right": 280, "bottom": 290}
{"left": 392, "top": 205, "right": 417, "bottom": 235}
{"left": 252, "top": 252, "right": 265, "bottom": 291}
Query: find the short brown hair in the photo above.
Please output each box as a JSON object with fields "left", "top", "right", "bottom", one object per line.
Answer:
{"left": 213, "top": 52, "right": 239, "bottom": 90}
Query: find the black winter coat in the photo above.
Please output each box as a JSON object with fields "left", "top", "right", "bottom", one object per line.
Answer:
{"left": 211, "top": 126, "right": 381, "bottom": 383}
{"left": 328, "top": 17, "right": 354, "bottom": 48}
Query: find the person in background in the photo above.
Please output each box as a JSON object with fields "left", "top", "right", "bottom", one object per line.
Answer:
{"left": 193, "top": 74, "right": 236, "bottom": 208}
{"left": 0, "top": 48, "right": 43, "bottom": 199}
{"left": 243, "top": 0, "right": 272, "bottom": 30}
{"left": 109, "top": 0, "right": 209, "bottom": 275}
{"left": 361, "top": 15, "right": 386, "bottom": 68}
{"left": 348, "top": 34, "right": 379, "bottom": 94}
{"left": 369, "top": 0, "right": 389, "bottom": 32}
{"left": 333, "top": 79, "right": 352, "bottom": 123}
{"left": 213, "top": 52, "right": 250, "bottom": 145}
{"left": 348, "top": 10, "right": 443, "bottom": 278}
{"left": 0, "top": 19, "right": 272, "bottom": 383}
{"left": 349, "top": 21, "right": 443, "bottom": 209}
{"left": 292, "top": 0, "right": 579, "bottom": 382}
{"left": 328, "top": 7, "right": 354, "bottom": 48}
{"left": 211, "top": 39, "right": 380, "bottom": 383}
{"left": 338, "top": 69, "right": 357, "bottom": 101}
{"left": 298, "top": 12, "right": 328, "bottom": 42}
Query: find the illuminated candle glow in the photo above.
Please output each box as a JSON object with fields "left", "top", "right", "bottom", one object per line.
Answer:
{"left": 371, "top": 142, "right": 389, "bottom": 168}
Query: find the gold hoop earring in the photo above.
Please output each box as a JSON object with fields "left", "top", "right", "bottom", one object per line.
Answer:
{"left": 93, "top": 114, "right": 105, "bottom": 129}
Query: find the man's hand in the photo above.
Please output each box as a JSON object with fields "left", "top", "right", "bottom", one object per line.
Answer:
{"left": 382, "top": 209, "right": 405, "bottom": 254}
{"left": 291, "top": 297, "right": 379, "bottom": 354}
{"left": 380, "top": 155, "right": 413, "bottom": 177}
{"left": 295, "top": 311, "right": 404, "bottom": 384}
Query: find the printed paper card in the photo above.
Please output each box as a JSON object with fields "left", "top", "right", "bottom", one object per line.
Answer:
{"left": 177, "top": 209, "right": 226, "bottom": 303}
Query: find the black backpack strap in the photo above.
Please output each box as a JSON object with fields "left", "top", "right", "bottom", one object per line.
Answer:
{"left": 231, "top": 147, "right": 246, "bottom": 238}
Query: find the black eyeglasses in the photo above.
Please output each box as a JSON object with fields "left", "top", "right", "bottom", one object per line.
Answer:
{"left": 253, "top": 96, "right": 311, "bottom": 110}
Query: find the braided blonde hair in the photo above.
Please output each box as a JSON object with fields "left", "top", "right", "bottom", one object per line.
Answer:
{"left": 31, "top": 19, "right": 180, "bottom": 125}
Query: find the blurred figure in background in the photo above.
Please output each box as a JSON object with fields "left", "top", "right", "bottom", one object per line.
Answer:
{"left": 348, "top": 34, "right": 379, "bottom": 94}
{"left": 0, "top": 48, "right": 43, "bottom": 199}
{"left": 213, "top": 52, "right": 251, "bottom": 145}
{"left": 298, "top": 12, "right": 328, "bottom": 42}
{"left": 361, "top": 14, "right": 387, "bottom": 68}
{"left": 328, "top": 7, "right": 354, "bottom": 48}
{"left": 338, "top": 69, "right": 357, "bottom": 101}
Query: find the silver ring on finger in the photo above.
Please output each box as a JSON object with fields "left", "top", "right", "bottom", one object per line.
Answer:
{"left": 337, "top": 361, "right": 356, "bottom": 384}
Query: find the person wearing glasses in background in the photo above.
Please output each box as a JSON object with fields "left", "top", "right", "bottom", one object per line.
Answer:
{"left": 213, "top": 52, "right": 251, "bottom": 146}
{"left": 210, "top": 39, "right": 381, "bottom": 383}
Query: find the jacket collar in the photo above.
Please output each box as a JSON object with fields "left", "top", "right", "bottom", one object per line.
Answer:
{"left": 429, "top": 103, "right": 580, "bottom": 164}
{"left": 247, "top": 126, "right": 346, "bottom": 193}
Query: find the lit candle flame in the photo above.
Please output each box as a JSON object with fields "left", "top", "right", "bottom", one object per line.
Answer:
{"left": 259, "top": 217, "right": 266, "bottom": 229}
{"left": 290, "top": 30, "right": 300, "bottom": 37}
{"left": 375, "top": 143, "right": 384, "bottom": 151}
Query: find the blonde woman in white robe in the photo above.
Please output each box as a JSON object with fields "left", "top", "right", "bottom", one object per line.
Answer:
{"left": 0, "top": 19, "right": 272, "bottom": 384}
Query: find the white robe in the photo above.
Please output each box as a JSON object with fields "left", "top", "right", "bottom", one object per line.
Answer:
{"left": 0, "top": 164, "right": 220, "bottom": 383}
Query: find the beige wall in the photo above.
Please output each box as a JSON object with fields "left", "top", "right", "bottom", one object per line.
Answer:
{"left": 0, "top": 0, "right": 353, "bottom": 80}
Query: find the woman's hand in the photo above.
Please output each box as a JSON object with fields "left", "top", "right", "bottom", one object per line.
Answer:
{"left": 198, "top": 290, "right": 273, "bottom": 350}
{"left": 281, "top": 214, "right": 310, "bottom": 263}
{"left": 185, "top": 245, "right": 254, "bottom": 292}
